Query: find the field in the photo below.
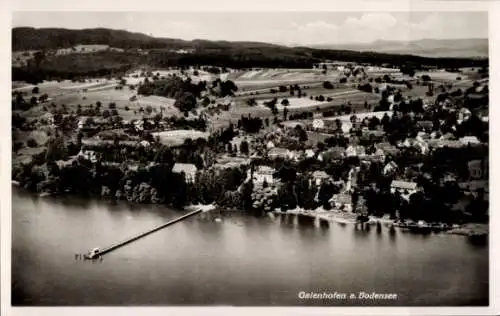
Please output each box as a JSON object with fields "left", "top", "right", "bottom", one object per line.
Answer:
{"left": 15, "top": 79, "right": 181, "bottom": 121}
{"left": 152, "top": 130, "right": 210, "bottom": 146}
{"left": 14, "top": 64, "right": 477, "bottom": 135}
{"left": 230, "top": 69, "right": 344, "bottom": 92}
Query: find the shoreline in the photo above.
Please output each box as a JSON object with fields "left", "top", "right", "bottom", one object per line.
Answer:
{"left": 12, "top": 182, "right": 488, "bottom": 237}
{"left": 273, "top": 207, "right": 489, "bottom": 237}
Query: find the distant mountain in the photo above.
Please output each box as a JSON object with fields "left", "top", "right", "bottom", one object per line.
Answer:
{"left": 11, "top": 27, "right": 488, "bottom": 84}
{"left": 313, "top": 38, "right": 489, "bottom": 58}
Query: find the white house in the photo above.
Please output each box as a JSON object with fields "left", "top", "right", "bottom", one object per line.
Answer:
{"left": 172, "top": 163, "right": 198, "bottom": 183}
{"left": 459, "top": 136, "right": 481, "bottom": 145}
{"left": 345, "top": 145, "right": 364, "bottom": 157}
{"left": 248, "top": 165, "right": 275, "bottom": 185}
{"left": 77, "top": 149, "right": 98, "bottom": 163}
{"left": 268, "top": 147, "right": 291, "bottom": 160}
{"left": 383, "top": 161, "right": 398, "bottom": 176}
{"left": 390, "top": 180, "right": 418, "bottom": 201}
{"left": 311, "top": 170, "right": 331, "bottom": 186}
{"left": 305, "top": 149, "right": 315, "bottom": 158}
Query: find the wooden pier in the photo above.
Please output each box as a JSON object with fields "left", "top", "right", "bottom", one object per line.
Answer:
{"left": 92, "top": 209, "right": 204, "bottom": 257}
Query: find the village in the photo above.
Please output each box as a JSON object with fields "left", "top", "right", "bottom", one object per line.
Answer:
{"left": 11, "top": 59, "right": 489, "bottom": 236}
{"left": 8, "top": 13, "right": 494, "bottom": 309}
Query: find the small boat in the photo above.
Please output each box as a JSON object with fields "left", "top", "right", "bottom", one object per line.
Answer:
{"left": 84, "top": 248, "right": 101, "bottom": 260}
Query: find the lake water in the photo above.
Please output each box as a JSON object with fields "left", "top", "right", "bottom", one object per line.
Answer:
{"left": 11, "top": 187, "right": 489, "bottom": 306}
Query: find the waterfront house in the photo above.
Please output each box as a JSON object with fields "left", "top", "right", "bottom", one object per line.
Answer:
{"left": 331, "top": 193, "right": 352, "bottom": 211}
{"left": 390, "top": 180, "right": 418, "bottom": 200}
{"left": 172, "top": 163, "right": 198, "bottom": 183}
{"left": 248, "top": 165, "right": 276, "bottom": 186}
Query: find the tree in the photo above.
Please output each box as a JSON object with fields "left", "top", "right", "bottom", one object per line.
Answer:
{"left": 32, "top": 86, "right": 39, "bottom": 94}
{"left": 102, "top": 109, "right": 111, "bottom": 118}
{"left": 298, "top": 127, "right": 308, "bottom": 142}
{"left": 240, "top": 140, "right": 249, "bottom": 155}
{"left": 33, "top": 51, "right": 45, "bottom": 68}
{"left": 45, "top": 136, "right": 68, "bottom": 162}
{"left": 421, "top": 75, "right": 431, "bottom": 82}
{"left": 247, "top": 98, "right": 257, "bottom": 107}
{"left": 281, "top": 99, "right": 289, "bottom": 106}
{"left": 323, "top": 81, "right": 334, "bottom": 89}
{"left": 26, "top": 138, "right": 38, "bottom": 148}
{"left": 174, "top": 92, "right": 197, "bottom": 113}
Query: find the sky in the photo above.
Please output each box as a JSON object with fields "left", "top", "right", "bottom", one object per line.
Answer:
{"left": 12, "top": 11, "right": 488, "bottom": 45}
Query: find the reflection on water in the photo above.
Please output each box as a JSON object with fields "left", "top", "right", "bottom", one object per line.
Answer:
{"left": 11, "top": 188, "right": 489, "bottom": 306}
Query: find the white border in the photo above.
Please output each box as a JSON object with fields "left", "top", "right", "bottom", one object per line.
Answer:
{"left": 1, "top": 1, "right": 498, "bottom": 316}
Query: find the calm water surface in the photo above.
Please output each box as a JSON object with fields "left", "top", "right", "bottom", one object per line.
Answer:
{"left": 12, "top": 188, "right": 488, "bottom": 306}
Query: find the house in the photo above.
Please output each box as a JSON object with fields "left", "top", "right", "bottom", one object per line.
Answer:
{"left": 383, "top": 161, "right": 398, "bottom": 176}
{"left": 331, "top": 193, "right": 352, "bottom": 211}
{"left": 427, "top": 139, "right": 463, "bottom": 149}
{"left": 459, "top": 136, "right": 481, "bottom": 145}
{"left": 345, "top": 145, "right": 365, "bottom": 157}
{"left": 413, "top": 140, "right": 429, "bottom": 155}
{"left": 172, "top": 163, "right": 198, "bottom": 183}
{"left": 305, "top": 149, "right": 315, "bottom": 158}
{"left": 416, "top": 132, "right": 430, "bottom": 142}
{"left": 416, "top": 120, "right": 433, "bottom": 131}
{"left": 318, "top": 147, "right": 344, "bottom": 162}
{"left": 311, "top": 170, "right": 331, "bottom": 186}
{"left": 468, "top": 160, "right": 484, "bottom": 179}
{"left": 77, "top": 149, "right": 98, "bottom": 163}
{"left": 458, "top": 180, "right": 488, "bottom": 193}
{"left": 139, "top": 140, "right": 151, "bottom": 147}
{"left": 133, "top": 120, "right": 144, "bottom": 131}
{"left": 376, "top": 142, "right": 399, "bottom": 156}
{"left": 390, "top": 180, "right": 418, "bottom": 200}
{"left": 40, "top": 112, "right": 55, "bottom": 126}
{"left": 248, "top": 165, "right": 275, "bottom": 185}
{"left": 268, "top": 147, "right": 291, "bottom": 160}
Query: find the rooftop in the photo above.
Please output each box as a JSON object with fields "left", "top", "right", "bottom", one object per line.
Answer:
{"left": 391, "top": 180, "right": 418, "bottom": 190}
{"left": 172, "top": 163, "right": 198, "bottom": 174}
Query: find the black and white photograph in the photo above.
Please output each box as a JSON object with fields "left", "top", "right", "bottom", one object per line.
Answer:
{"left": 2, "top": 3, "right": 498, "bottom": 314}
